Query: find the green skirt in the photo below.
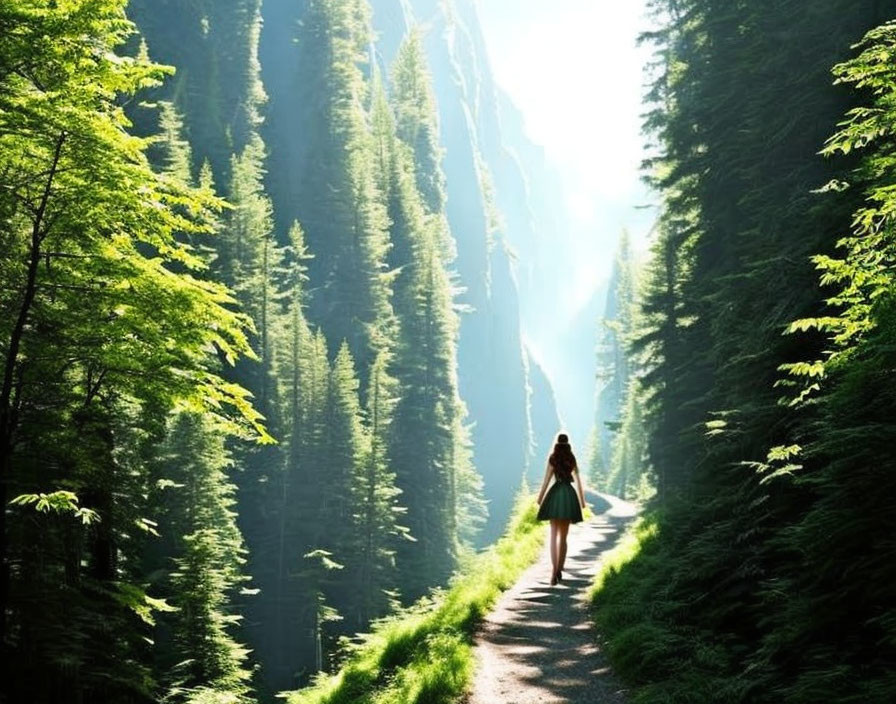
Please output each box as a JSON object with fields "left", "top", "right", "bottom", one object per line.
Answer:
{"left": 537, "top": 481, "right": 583, "bottom": 523}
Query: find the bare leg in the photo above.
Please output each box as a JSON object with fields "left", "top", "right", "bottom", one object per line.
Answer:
{"left": 549, "top": 520, "right": 559, "bottom": 578}
{"left": 557, "top": 520, "right": 571, "bottom": 575}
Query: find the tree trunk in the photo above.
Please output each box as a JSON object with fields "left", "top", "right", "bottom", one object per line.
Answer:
{"left": 0, "top": 131, "right": 66, "bottom": 643}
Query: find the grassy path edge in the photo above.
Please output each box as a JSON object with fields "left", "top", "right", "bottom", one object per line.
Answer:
{"left": 282, "top": 488, "right": 549, "bottom": 704}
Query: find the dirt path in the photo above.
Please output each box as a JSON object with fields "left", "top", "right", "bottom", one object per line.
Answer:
{"left": 463, "top": 493, "right": 637, "bottom": 704}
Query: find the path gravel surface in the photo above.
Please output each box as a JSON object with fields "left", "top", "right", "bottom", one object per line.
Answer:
{"left": 463, "top": 493, "right": 637, "bottom": 704}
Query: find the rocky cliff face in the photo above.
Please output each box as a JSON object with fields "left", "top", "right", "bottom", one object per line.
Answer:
{"left": 492, "top": 90, "right": 603, "bottom": 446}
{"left": 369, "top": 0, "right": 571, "bottom": 541}
{"left": 255, "top": 0, "right": 563, "bottom": 543}
{"left": 525, "top": 348, "right": 563, "bottom": 487}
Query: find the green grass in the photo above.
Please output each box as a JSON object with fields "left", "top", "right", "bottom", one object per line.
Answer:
{"left": 587, "top": 515, "right": 656, "bottom": 599}
{"left": 587, "top": 515, "right": 744, "bottom": 704}
{"left": 281, "top": 489, "right": 546, "bottom": 704}
{"left": 589, "top": 508, "right": 896, "bottom": 704}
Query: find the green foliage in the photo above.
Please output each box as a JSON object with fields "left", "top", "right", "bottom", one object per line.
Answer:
{"left": 590, "top": 3, "right": 896, "bottom": 703}
{"left": 386, "top": 33, "right": 485, "bottom": 601}
{"left": 606, "top": 377, "right": 650, "bottom": 501}
{"left": 216, "top": 132, "right": 283, "bottom": 427}
{"left": 390, "top": 31, "right": 451, "bottom": 257}
{"left": 0, "top": 2, "right": 266, "bottom": 701}
{"left": 292, "top": 0, "right": 394, "bottom": 374}
{"left": 9, "top": 491, "right": 100, "bottom": 525}
{"left": 320, "top": 342, "right": 376, "bottom": 632}
{"left": 155, "top": 100, "right": 194, "bottom": 184}
{"left": 591, "top": 512, "right": 750, "bottom": 703}
{"left": 0, "top": 0, "right": 265, "bottom": 439}
{"left": 791, "top": 20, "right": 896, "bottom": 367}
{"left": 592, "top": 230, "right": 646, "bottom": 496}
{"left": 126, "top": 0, "right": 267, "bottom": 185}
{"left": 627, "top": 210, "right": 697, "bottom": 503}
{"left": 244, "top": 220, "right": 406, "bottom": 690}
{"left": 354, "top": 349, "right": 407, "bottom": 625}
{"left": 763, "top": 19, "right": 896, "bottom": 703}
{"left": 1, "top": 2, "right": 488, "bottom": 701}
{"left": 451, "top": 418, "right": 487, "bottom": 551}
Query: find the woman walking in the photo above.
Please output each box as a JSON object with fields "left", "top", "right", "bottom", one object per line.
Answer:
{"left": 535, "top": 433, "right": 587, "bottom": 585}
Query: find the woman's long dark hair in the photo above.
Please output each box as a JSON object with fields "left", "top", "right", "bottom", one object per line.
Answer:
{"left": 549, "top": 432, "right": 577, "bottom": 481}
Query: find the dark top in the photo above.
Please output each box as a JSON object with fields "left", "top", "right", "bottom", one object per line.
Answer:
{"left": 551, "top": 463, "right": 576, "bottom": 484}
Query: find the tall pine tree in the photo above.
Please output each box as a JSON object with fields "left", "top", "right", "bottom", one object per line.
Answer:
{"left": 291, "top": 0, "right": 395, "bottom": 377}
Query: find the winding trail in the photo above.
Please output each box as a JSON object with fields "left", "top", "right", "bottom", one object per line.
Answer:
{"left": 463, "top": 493, "right": 638, "bottom": 704}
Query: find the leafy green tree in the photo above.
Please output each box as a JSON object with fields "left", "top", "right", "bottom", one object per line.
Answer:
{"left": 0, "top": 2, "right": 266, "bottom": 701}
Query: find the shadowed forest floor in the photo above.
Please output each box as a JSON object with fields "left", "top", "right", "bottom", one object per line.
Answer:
{"left": 463, "top": 493, "right": 637, "bottom": 704}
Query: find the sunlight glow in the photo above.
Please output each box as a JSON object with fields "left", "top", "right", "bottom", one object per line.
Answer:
{"left": 476, "top": 0, "right": 656, "bottom": 442}
{"left": 477, "top": 0, "right": 654, "bottom": 288}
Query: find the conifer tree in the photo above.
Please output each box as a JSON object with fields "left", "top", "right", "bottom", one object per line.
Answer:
{"left": 626, "top": 205, "right": 703, "bottom": 505}
{"left": 590, "top": 3, "right": 896, "bottom": 701}
{"left": 233, "top": 221, "right": 320, "bottom": 694}
{"left": 216, "top": 135, "right": 283, "bottom": 425}
{"left": 317, "top": 342, "right": 369, "bottom": 640}
{"left": 292, "top": 0, "right": 394, "bottom": 376}
{"left": 354, "top": 349, "right": 406, "bottom": 625}
{"left": 762, "top": 23, "right": 896, "bottom": 699}
{"left": 591, "top": 231, "right": 638, "bottom": 489}
{"left": 127, "top": 0, "right": 267, "bottom": 185}
{"left": 155, "top": 101, "right": 194, "bottom": 185}
{"left": 389, "top": 227, "right": 468, "bottom": 595}
{"left": 606, "top": 377, "right": 649, "bottom": 500}
{"left": 384, "top": 32, "right": 485, "bottom": 597}
{"left": 139, "top": 98, "right": 255, "bottom": 703}
{"left": 391, "top": 32, "right": 450, "bottom": 243}
{"left": 452, "top": 417, "right": 487, "bottom": 550}
{"left": 584, "top": 426, "right": 606, "bottom": 490}
{"left": 151, "top": 411, "right": 253, "bottom": 703}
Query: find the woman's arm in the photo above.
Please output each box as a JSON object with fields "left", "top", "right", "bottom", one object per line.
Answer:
{"left": 536, "top": 461, "right": 553, "bottom": 505}
{"left": 573, "top": 466, "right": 586, "bottom": 508}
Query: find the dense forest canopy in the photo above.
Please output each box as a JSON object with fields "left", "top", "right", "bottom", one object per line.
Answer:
{"left": 589, "top": 1, "right": 896, "bottom": 702}
{"left": 3, "top": 0, "right": 896, "bottom": 703}
{"left": 0, "top": 0, "right": 550, "bottom": 700}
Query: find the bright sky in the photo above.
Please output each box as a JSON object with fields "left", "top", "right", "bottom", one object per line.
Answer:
{"left": 476, "top": 0, "right": 655, "bottom": 309}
